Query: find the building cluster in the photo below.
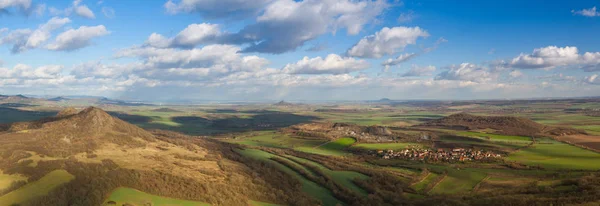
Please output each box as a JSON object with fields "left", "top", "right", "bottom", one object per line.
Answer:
{"left": 373, "top": 147, "right": 503, "bottom": 162}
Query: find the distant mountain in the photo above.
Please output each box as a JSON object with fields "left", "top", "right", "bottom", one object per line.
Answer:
{"left": 47, "top": 96, "right": 70, "bottom": 102}
{"left": 274, "top": 100, "right": 295, "bottom": 106}
{"left": 97, "top": 97, "right": 153, "bottom": 106}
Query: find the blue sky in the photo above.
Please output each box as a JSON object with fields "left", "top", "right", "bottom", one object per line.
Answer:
{"left": 1, "top": 0, "right": 600, "bottom": 101}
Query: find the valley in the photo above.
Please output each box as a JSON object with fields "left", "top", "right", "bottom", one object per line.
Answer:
{"left": 0, "top": 96, "right": 600, "bottom": 205}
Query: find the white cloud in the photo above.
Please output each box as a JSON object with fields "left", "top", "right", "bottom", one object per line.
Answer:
{"left": 435, "top": 63, "right": 495, "bottom": 83}
{"left": 283, "top": 54, "right": 370, "bottom": 75}
{"left": 47, "top": 25, "right": 110, "bottom": 51}
{"left": 509, "top": 70, "right": 523, "bottom": 78}
{"left": 0, "top": 17, "right": 71, "bottom": 53}
{"left": 507, "top": 46, "right": 600, "bottom": 69}
{"left": 165, "top": 0, "right": 275, "bottom": 18}
{"left": 220, "top": 0, "right": 389, "bottom": 54}
{"left": 49, "top": 0, "right": 96, "bottom": 19}
{"left": 382, "top": 53, "right": 417, "bottom": 69}
{"left": 0, "top": 0, "right": 32, "bottom": 10}
{"left": 74, "top": 4, "right": 95, "bottom": 18}
{"left": 572, "top": 6, "right": 600, "bottom": 17}
{"left": 401, "top": 65, "right": 436, "bottom": 77}
{"left": 146, "top": 23, "right": 222, "bottom": 48}
{"left": 101, "top": 6, "right": 115, "bottom": 18}
{"left": 347, "top": 27, "right": 429, "bottom": 58}
{"left": 397, "top": 10, "right": 415, "bottom": 23}
{"left": 116, "top": 44, "right": 270, "bottom": 80}
{"left": 0, "top": 64, "right": 63, "bottom": 79}
{"left": 586, "top": 74, "right": 599, "bottom": 84}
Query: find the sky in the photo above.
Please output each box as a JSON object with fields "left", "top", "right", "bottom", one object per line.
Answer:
{"left": 1, "top": 0, "right": 600, "bottom": 102}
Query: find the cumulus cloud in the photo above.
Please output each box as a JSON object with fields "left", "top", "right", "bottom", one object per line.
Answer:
{"left": 283, "top": 54, "right": 370, "bottom": 75}
{"left": 401, "top": 65, "right": 436, "bottom": 77}
{"left": 0, "top": 17, "right": 71, "bottom": 53}
{"left": 506, "top": 46, "right": 600, "bottom": 70}
{"left": 74, "top": 4, "right": 95, "bottom": 19}
{"left": 116, "top": 44, "right": 270, "bottom": 80}
{"left": 49, "top": 0, "right": 96, "bottom": 19}
{"left": 586, "top": 74, "right": 599, "bottom": 84}
{"left": 46, "top": 25, "right": 110, "bottom": 51}
{"left": 435, "top": 63, "right": 495, "bottom": 83}
{"left": 572, "top": 6, "right": 600, "bottom": 17}
{"left": 146, "top": 23, "right": 222, "bottom": 48}
{"left": 382, "top": 53, "right": 417, "bottom": 69}
{"left": 221, "top": 0, "right": 388, "bottom": 54}
{"left": 347, "top": 27, "right": 429, "bottom": 58}
{"left": 0, "top": 64, "right": 63, "bottom": 79}
{"left": 0, "top": 0, "right": 32, "bottom": 14}
{"left": 509, "top": 70, "right": 523, "bottom": 78}
{"left": 164, "top": 0, "right": 275, "bottom": 18}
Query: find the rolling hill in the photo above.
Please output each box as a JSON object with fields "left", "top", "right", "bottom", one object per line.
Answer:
{"left": 0, "top": 107, "right": 313, "bottom": 206}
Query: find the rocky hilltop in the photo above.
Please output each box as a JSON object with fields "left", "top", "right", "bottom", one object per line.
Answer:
{"left": 285, "top": 122, "right": 412, "bottom": 142}
{"left": 1, "top": 107, "right": 155, "bottom": 156}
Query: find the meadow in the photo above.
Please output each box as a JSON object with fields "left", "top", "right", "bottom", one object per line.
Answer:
{"left": 0, "top": 170, "right": 27, "bottom": 191}
{"left": 352, "top": 142, "right": 422, "bottom": 150}
{"left": 507, "top": 139, "right": 600, "bottom": 170}
{"left": 283, "top": 155, "right": 369, "bottom": 196}
{"left": 0, "top": 170, "right": 74, "bottom": 205}
{"left": 295, "top": 137, "right": 356, "bottom": 156}
{"left": 103, "top": 187, "right": 209, "bottom": 206}
{"left": 235, "top": 148, "right": 342, "bottom": 206}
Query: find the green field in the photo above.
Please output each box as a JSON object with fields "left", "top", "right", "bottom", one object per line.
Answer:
{"left": 430, "top": 169, "right": 487, "bottom": 194}
{"left": 507, "top": 139, "right": 600, "bottom": 170}
{"left": 0, "top": 170, "right": 74, "bottom": 205}
{"left": 249, "top": 200, "right": 280, "bottom": 206}
{"left": 352, "top": 142, "right": 421, "bottom": 150}
{"left": 225, "top": 131, "right": 327, "bottom": 149}
{"left": 284, "top": 155, "right": 369, "bottom": 196}
{"left": 295, "top": 137, "right": 356, "bottom": 156}
{"left": 455, "top": 131, "right": 532, "bottom": 142}
{"left": 0, "top": 170, "right": 27, "bottom": 191}
{"left": 235, "top": 149, "right": 342, "bottom": 206}
{"left": 411, "top": 173, "right": 440, "bottom": 193}
{"left": 103, "top": 187, "right": 209, "bottom": 206}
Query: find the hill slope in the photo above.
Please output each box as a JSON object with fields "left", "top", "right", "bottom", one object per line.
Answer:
{"left": 0, "top": 107, "right": 315, "bottom": 206}
{"left": 420, "top": 113, "right": 586, "bottom": 137}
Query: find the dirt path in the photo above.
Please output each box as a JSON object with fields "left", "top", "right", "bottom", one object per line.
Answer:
{"left": 471, "top": 175, "right": 490, "bottom": 194}
{"left": 313, "top": 140, "right": 331, "bottom": 149}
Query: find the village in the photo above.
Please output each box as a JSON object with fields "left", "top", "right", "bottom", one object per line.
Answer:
{"left": 372, "top": 146, "right": 503, "bottom": 162}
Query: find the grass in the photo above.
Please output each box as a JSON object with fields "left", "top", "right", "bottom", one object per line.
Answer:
{"left": 0, "top": 170, "right": 74, "bottom": 205}
{"left": 284, "top": 155, "right": 369, "bottom": 196}
{"left": 430, "top": 169, "right": 487, "bottom": 194}
{"left": 352, "top": 142, "right": 421, "bottom": 150}
{"left": 249, "top": 200, "right": 280, "bottom": 206}
{"left": 455, "top": 131, "right": 532, "bottom": 142}
{"left": 103, "top": 187, "right": 209, "bottom": 206}
{"left": 295, "top": 137, "right": 356, "bottom": 156}
{"left": 411, "top": 173, "right": 439, "bottom": 193}
{"left": 225, "top": 131, "right": 327, "bottom": 149}
{"left": 235, "top": 149, "right": 341, "bottom": 206}
{"left": 507, "top": 139, "right": 600, "bottom": 170}
{"left": 0, "top": 170, "right": 27, "bottom": 191}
